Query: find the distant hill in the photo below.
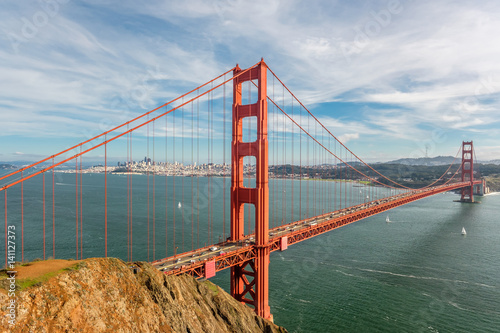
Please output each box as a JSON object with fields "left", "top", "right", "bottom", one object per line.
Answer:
{"left": 387, "top": 156, "right": 500, "bottom": 166}
{"left": 0, "top": 163, "right": 16, "bottom": 170}
{"left": 483, "top": 159, "right": 500, "bottom": 165}
{"left": 387, "top": 156, "right": 456, "bottom": 166}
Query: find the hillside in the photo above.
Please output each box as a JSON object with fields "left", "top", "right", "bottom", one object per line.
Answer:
{"left": 484, "top": 175, "right": 500, "bottom": 192}
{"left": 387, "top": 156, "right": 456, "bottom": 166}
{"left": 0, "top": 164, "right": 16, "bottom": 170}
{"left": 0, "top": 258, "right": 287, "bottom": 333}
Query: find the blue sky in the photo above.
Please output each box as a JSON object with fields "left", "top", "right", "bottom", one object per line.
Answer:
{"left": 1, "top": 0, "right": 500, "bottom": 163}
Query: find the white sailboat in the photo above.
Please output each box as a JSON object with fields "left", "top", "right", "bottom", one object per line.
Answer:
{"left": 461, "top": 227, "right": 466, "bottom": 235}
{"left": 178, "top": 202, "right": 182, "bottom": 209}
{"left": 386, "top": 216, "right": 391, "bottom": 223}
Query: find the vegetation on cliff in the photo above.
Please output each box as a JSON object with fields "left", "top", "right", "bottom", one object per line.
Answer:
{"left": 0, "top": 258, "right": 287, "bottom": 333}
{"left": 484, "top": 174, "right": 500, "bottom": 192}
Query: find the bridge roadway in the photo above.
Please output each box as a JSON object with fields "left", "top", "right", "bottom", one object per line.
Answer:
{"left": 151, "top": 181, "right": 480, "bottom": 279}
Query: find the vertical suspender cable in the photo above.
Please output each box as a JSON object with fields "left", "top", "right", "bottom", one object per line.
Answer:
{"left": 334, "top": 140, "right": 337, "bottom": 211}
{"left": 191, "top": 99, "right": 195, "bottom": 250}
{"left": 105, "top": 135, "right": 107, "bottom": 257}
{"left": 80, "top": 150, "right": 83, "bottom": 259}
{"left": 152, "top": 121, "right": 155, "bottom": 260}
{"left": 181, "top": 99, "right": 185, "bottom": 253}
{"left": 147, "top": 117, "right": 150, "bottom": 261}
{"left": 52, "top": 158, "right": 55, "bottom": 258}
{"left": 75, "top": 158, "right": 78, "bottom": 259}
{"left": 307, "top": 109, "right": 310, "bottom": 218}
{"left": 328, "top": 134, "right": 331, "bottom": 213}
{"left": 291, "top": 97, "right": 294, "bottom": 221}
{"left": 4, "top": 191, "right": 6, "bottom": 268}
{"left": 322, "top": 135, "right": 325, "bottom": 215}
{"left": 211, "top": 87, "right": 215, "bottom": 243}
{"left": 248, "top": 82, "right": 251, "bottom": 235}
{"left": 127, "top": 127, "right": 130, "bottom": 261}
{"left": 282, "top": 84, "right": 285, "bottom": 224}
{"left": 299, "top": 105, "right": 302, "bottom": 221}
{"left": 344, "top": 149, "right": 347, "bottom": 209}
{"left": 43, "top": 172, "right": 46, "bottom": 260}
{"left": 165, "top": 108, "right": 168, "bottom": 258}
{"left": 210, "top": 88, "right": 214, "bottom": 243}
{"left": 222, "top": 77, "right": 226, "bottom": 242}
{"left": 318, "top": 128, "right": 321, "bottom": 215}
{"left": 313, "top": 117, "right": 316, "bottom": 216}
{"left": 271, "top": 75, "right": 278, "bottom": 227}
{"left": 339, "top": 146, "right": 342, "bottom": 210}
{"left": 320, "top": 129, "right": 323, "bottom": 215}
{"left": 349, "top": 153, "right": 352, "bottom": 207}
{"left": 197, "top": 90, "right": 200, "bottom": 249}
{"left": 21, "top": 171, "right": 24, "bottom": 262}
{"left": 211, "top": 86, "right": 214, "bottom": 243}
{"left": 173, "top": 106, "right": 176, "bottom": 255}
{"left": 325, "top": 133, "right": 327, "bottom": 213}
{"left": 129, "top": 134, "right": 132, "bottom": 261}
{"left": 326, "top": 136, "right": 330, "bottom": 213}
{"left": 207, "top": 92, "right": 211, "bottom": 242}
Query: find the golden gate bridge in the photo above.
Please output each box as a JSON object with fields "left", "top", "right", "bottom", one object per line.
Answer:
{"left": 0, "top": 60, "right": 485, "bottom": 320}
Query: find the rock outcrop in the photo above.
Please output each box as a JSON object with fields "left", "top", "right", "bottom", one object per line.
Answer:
{"left": 0, "top": 258, "right": 287, "bottom": 333}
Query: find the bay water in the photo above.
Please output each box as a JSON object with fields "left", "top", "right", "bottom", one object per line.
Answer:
{"left": 1, "top": 171, "right": 499, "bottom": 332}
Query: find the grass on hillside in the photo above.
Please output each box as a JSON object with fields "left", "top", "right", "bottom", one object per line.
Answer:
{"left": 203, "top": 280, "right": 219, "bottom": 295}
{"left": 0, "top": 260, "right": 85, "bottom": 292}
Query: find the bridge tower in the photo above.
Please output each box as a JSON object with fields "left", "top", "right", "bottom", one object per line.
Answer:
{"left": 460, "top": 141, "right": 474, "bottom": 202}
{"left": 230, "top": 60, "right": 271, "bottom": 320}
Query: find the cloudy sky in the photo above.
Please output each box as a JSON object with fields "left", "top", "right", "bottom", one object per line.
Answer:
{"left": 1, "top": 0, "right": 500, "bottom": 163}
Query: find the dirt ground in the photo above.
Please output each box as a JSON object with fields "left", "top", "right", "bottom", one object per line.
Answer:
{"left": 12, "top": 259, "right": 82, "bottom": 280}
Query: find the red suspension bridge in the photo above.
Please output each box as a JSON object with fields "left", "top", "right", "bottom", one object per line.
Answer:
{"left": 0, "top": 60, "right": 485, "bottom": 320}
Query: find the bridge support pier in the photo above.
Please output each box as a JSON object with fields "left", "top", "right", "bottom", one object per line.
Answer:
{"left": 230, "top": 60, "right": 271, "bottom": 320}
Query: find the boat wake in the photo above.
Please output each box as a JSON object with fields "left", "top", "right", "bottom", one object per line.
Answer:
{"left": 322, "top": 261, "right": 495, "bottom": 289}
{"left": 357, "top": 268, "right": 495, "bottom": 288}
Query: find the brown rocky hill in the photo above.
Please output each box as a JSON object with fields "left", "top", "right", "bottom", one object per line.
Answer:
{"left": 0, "top": 258, "right": 287, "bottom": 333}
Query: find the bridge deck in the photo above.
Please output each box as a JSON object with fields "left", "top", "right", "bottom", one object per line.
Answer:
{"left": 152, "top": 181, "right": 481, "bottom": 278}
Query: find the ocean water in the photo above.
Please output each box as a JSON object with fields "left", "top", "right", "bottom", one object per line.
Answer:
{"left": 1, "top": 171, "right": 499, "bottom": 332}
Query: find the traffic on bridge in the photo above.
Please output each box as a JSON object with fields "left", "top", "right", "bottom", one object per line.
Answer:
{"left": 153, "top": 180, "right": 482, "bottom": 279}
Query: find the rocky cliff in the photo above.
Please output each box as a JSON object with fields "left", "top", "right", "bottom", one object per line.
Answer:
{"left": 0, "top": 258, "right": 287, "bottom": 333}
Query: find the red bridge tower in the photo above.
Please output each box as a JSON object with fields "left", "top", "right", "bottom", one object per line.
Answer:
{"left": 230, "top": 60, "right": 271, "bottom": 320}
{"left": 460, "top": 141, "right": 474, "bottom": 202}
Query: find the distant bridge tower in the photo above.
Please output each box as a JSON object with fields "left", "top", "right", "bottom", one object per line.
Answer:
{"left": 230, "top": 60, "right": 271, "bottom": 320}
{"left": 460, "top": 141, "right": 474, "bottom": 202}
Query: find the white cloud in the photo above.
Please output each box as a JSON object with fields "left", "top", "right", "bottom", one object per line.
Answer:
{"left": 338, "top": 133, "right": 359, "bottom": 144}
{"left": 1, "top": 0, "right": 500, "bottom": 160}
